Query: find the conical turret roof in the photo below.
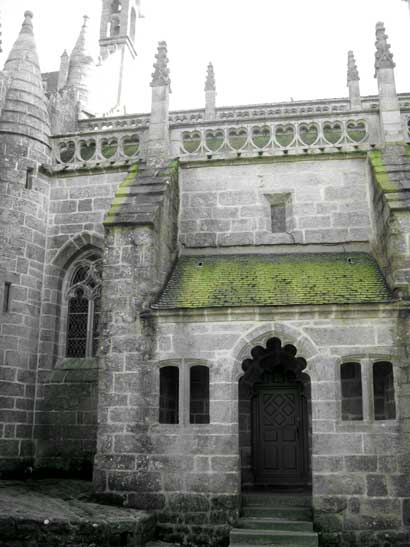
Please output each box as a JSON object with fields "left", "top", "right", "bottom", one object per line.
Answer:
{"left": 0, "top": 11, "right": 50, "bottom": 145}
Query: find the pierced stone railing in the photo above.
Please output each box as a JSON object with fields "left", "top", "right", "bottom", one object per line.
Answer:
{"left": 174, "top": 113, "right": 381, "bottom": 160}
{"left": 52, "top": 129, "right": 143, "bottom": 167}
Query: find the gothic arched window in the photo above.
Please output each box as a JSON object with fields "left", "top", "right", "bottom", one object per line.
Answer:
{"left": 66, "top": 257, "right": 102, "bottom": 358}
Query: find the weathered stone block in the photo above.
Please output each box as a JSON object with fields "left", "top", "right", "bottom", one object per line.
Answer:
{"left": 367, "top": 474, "right": 388, "bottom": 497}
{"left": 345, "top": 456, "right": 378, "bottom": 472}
{"left": 315, "top": 474, "right": 365, "bottom": 495}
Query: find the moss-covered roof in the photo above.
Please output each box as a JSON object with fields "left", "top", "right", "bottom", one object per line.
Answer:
{"left": 153, "top": 253, "right": 391, "bottom": 310}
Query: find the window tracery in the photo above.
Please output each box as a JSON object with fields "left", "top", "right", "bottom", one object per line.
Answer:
{"left": 66, "top": 256, "right": 102, "bottom": 358}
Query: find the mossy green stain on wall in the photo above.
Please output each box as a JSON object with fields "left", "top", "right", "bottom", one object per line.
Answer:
{"left": 369, "top": 151, "right": 397, "bottom": 193}
{"left": 104, "top": 162, "right": 139, "bottom": 223}
{"left": 154, "top": 253, "right": 391, "bottom": 309}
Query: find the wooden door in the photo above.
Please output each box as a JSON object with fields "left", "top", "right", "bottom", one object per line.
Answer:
{"left": 253, "top": 384, "right": 306, "bottom": 485}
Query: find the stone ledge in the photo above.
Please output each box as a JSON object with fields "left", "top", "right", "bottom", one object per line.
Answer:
{"left": 0, "top": 479, "right": 156, "bottom": 547}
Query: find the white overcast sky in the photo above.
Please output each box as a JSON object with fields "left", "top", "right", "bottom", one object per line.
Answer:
{"left": 1, "top": 0, "right": 410, "bottom": 113}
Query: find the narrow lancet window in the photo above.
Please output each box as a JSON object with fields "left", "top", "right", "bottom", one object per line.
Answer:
{"left": 3, "top": 282, "right": 11, "bottom": 313}
{"left": 341, "top": 362, "right": 363, "bottom": 420}
{"left": 159, "top": 366, "right": 179, "bottom": 424}
{"left": 66, "top": 257, "right": 102, "bottom": 358}
{"left": 25, "top": 167, "right": 34, "bottom": 190}
{"left": 190, "top": 365, "right": 210, "bottom": 424}
{"left": 373, "top": 362, "right": 396, "bottom": 420}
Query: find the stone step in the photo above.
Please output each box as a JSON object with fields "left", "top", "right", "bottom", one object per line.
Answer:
{"left": 242, "top": 506, "right": 312, "bottom": 521}
{"left": 242, "top": 494, "right": 312, "bottom": 508}
{"left": 230, "top": 528, "right": 318, "bottom": 546}
{"left": 237, "top": 517, "right": 313, "bottom": 532}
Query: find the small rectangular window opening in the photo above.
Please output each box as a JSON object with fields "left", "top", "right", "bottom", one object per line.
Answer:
{"left": 25, "top": 167, "right": 34, "bottom": 190}
{"left": 373, "top": 362, "right": 396, "bottom": 420}
{"left": 341, "top": 362, "right": 363, "bottom": 421}
{"left": 190, "top": 366, "right": 210, "bottom": 424}
{"left": 159, "top": 366, "right": 179, "bottom": 424}
{"left": 3, "top": 282, "right": 11, "bottom": 313}
{"left": 270, "top": 203, "right": 287, "bottom": 233}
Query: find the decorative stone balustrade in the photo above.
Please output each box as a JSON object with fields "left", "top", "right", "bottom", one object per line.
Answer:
{"left": 51, "top": 94, "right": 410, "bottom": 167}
{"left": 52, "top": 129, "right": 142, "bottom": 167}
{"left": 175, "top": 113, "right": 381, "bottom": 160}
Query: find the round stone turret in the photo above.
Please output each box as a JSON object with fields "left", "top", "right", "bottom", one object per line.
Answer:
{"left": 0, "top": 11, "right": 50, "bottom": 145}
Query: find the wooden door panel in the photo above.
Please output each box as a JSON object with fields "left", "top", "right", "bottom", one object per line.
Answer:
{"left": 254, "top": 385, "right": 305, "bottom": 485}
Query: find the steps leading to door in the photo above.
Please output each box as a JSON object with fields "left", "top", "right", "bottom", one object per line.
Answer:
{"left": 230, "top": 492, "right": 318, "bottom": 547}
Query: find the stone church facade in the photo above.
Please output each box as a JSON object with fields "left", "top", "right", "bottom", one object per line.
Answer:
{"left": 1, "top": 3, "right": 410, "bottom": 546}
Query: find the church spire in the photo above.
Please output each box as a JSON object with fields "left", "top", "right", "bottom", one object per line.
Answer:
{"left": 0, "top": 11, "right": 50, "bottom": 145}
{"left": 66, "top": 15, "right": 94, "bottom": 110}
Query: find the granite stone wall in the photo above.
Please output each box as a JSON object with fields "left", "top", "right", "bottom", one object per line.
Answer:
{"left": 179, "top": 156, "right": 371, "bottom": 248}
{"left": 34, "top": 167, "right": 128, "bottom": 473}
{"left": 147, "top": 311, "right": 410, "bottom": 546}
{"left": 0, "top": 135, "right": 50, "bottom": 475}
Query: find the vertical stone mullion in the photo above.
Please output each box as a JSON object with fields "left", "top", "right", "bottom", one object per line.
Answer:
{"left": 362, "top": 357, "right": 372, "bottom": 421}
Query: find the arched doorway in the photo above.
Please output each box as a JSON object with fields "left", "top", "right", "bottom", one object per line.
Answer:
{"left": 239, "top": 337, "right": 311, "bottom": 489}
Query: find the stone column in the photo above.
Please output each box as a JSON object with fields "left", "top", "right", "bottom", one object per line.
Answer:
{"left": 347, "top": 51, "right": 362, "bottom": 111}
{"left": 374, "top": 22, "right": 403, "bottom": 144}
{"left": 205, "top": 62, "right": 216, "bottom": 121}
{"left": 146, "top": 41, "right": 171, "bottom": 165}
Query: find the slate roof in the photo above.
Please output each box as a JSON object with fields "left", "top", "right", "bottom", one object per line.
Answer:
{"left": 153, "top": 253, "right": 391, "bottom": 310}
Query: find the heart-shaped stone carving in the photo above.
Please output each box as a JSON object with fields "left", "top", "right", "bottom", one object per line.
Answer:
{"left": 182, "top": 131, "right": 201, "bottom": 153}
{"left": 299, "top": 123, "right": 319, "bottom": 146}
{"left": 205, "top": 129, "right": 224, "bottom": 152}
{"left": 101, "top": 138, "right": 118, "bottom": 159}
{"left": 79, "top": 140, "right": 96, "bottom": 161}
{"left": 323, "top": 122, "right": 343, "bottom": 144}
{"left": 228, "top": 127, "right": 248, "bottom": 150}
{"left": 274, "top": 125, "right": 295, "bottom": 148}
{"left": 59, "top": 141, "right": 75, "bottom": 163}
{"left": 122, "top": 134, "right": 140, "bottom": 156}
{"left": 252, "top": 125, "right": 271, "bottom": 148}
{"left": 347, "top": 120, "right": 367, "bottom": 143}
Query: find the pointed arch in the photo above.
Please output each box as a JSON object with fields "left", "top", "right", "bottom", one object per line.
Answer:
{"left": 231, "top": 322, "right": 319, "bottom": 383}
{"left": 52, "top": 231, "right": 104, "bottom": 269}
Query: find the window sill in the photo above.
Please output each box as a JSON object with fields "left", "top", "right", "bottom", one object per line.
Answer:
{"left": 56, "top": 357, "right": 98, "bottom": 370}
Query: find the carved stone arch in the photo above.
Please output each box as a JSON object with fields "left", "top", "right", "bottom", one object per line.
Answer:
{"left": 235, "top": 326, "right": 314, "bottom": 488}
{"left": 231, "top": 322, "right": 319, "bottom": 383}
{"left": 52, "top": 231, "right": 104, "bottom": 270}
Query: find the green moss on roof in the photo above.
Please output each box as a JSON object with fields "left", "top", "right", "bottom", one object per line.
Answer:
{"left": 153, "top": 253, "right": 391, "bottom": 310}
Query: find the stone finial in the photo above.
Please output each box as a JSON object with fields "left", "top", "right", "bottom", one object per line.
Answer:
{"left": 21, "top": 10, "right": 34, "bottom": 35}
{"left": 205, "top": 62, "right": 216, "bottom": 92}
{"left": 375, "top": 22, "right": 395, "bottom": 76}
{"left": 347, "top": 51, "right": 359, "bottom": 84}
{"left": 150, "top": 41, "right": 171, "bottom": 88}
